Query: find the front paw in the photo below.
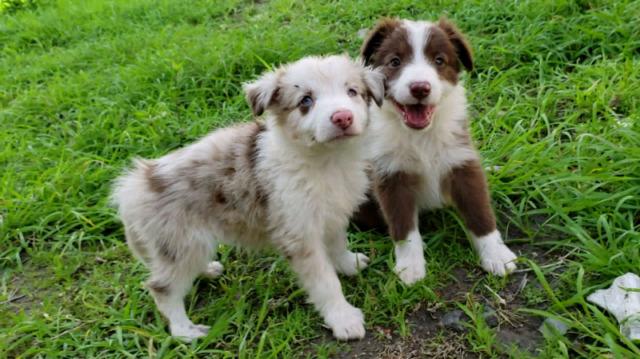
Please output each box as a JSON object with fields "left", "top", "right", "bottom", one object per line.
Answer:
{"left": 334, "top": 251, "right": 370, "bottom": 276}
{"left": 394, "top": 255, "right": 426, "bottom": 285}
{"left": 324, "top": 303, "right": 365, "bottom": 340}
{"left": 478, "top": 243, "right": 517, "bottom": 276}
{"left": 473, "top": 230, "right": 517, "bottom": 276}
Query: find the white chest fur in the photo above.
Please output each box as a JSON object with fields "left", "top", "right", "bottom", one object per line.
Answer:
{"left": 366, "top": 85, "right": 478, "bottom": 209}
{"left": 258, "top": 129, "right": 370, "bottom": 237}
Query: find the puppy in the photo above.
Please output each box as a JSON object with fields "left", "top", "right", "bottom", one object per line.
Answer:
{"left": 355, "top": 18, "right": 517, "bottom": 285}
{"left": 111, "top": 55, "right": 384, "bottom": 341}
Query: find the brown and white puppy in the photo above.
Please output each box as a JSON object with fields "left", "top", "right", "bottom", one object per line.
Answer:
{"left": 112, "top": 55, "right": 384, "bottom": 341}
{"left": 355, "top": 18, "right": 517, "bottom": 284}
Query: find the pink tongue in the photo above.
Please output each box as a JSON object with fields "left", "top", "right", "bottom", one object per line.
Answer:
{"left": 405, "top": 105, "right": 429, "bottom": 128}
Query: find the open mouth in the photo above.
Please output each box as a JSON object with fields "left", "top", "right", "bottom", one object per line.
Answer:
{"left": 392, "top": 101, "right": 436, "bottom": 130}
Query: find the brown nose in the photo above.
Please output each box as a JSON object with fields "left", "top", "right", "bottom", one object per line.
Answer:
{"left": 331, "top": 110, "right": 353, "bottom": 130}
{"left": 409, "top": 81, "right": 431, "bottom": 99}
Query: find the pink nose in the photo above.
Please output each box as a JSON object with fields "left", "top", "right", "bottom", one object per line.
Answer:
{"left": 330, "top": 110, "right": 353, "bottom": 130}
{"left": 409, "top": 81, "right": 431, "bottom": 99}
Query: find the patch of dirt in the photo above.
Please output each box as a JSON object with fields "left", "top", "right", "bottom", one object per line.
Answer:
{"left": 321, "top": 244, "right": 559, "bottom": 358}
{"left": 334, "top": 312, "right": 475, "bottom": 359}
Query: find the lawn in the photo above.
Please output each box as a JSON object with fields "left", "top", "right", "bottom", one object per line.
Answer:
{"left": 1, "top": 0, "right": 639, "bottom": 357}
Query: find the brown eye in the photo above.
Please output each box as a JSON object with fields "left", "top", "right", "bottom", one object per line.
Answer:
{"left": 434, "top": 55, "right": 445, "bottom": 66}
{"left": 347, "top": 88, "right": 358, "bottom": 97}
{"left": 299, "top": 95, "right": 313, "bottom": 108}
{"left": 389, "top": 57, "right": 401, "bottom": 68}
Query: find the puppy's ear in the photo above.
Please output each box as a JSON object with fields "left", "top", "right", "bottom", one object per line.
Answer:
{"left": 438, "top": 18, "right": 473, "bottom": 72}
{"left": 363, "top": 68, "right": 385, "bottom": 107}
{"left": 243, "top": 70, "right": 280, "bottom": 116}
{"left": 361, "top": 18, "right": 401, "bottom": 65}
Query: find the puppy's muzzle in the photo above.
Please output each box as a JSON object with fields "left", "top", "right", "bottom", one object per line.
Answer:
{"left": 331, "top": 110, "right": 354, "bottom": 130}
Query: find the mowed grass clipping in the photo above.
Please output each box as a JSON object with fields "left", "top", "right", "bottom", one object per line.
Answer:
{"left": 1, "top": 0, "right": 639, "bottom": 358}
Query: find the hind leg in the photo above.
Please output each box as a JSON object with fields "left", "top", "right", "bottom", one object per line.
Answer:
{"left": 147, "top": 242, "right": 211, "bottom": 341}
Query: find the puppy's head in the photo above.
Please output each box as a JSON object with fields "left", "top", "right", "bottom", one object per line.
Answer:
{"left": 361, "top": 18, "right": 473, "bottom": 130}
{"left": 244, "top": 55, "right": 384, "bottom": 145}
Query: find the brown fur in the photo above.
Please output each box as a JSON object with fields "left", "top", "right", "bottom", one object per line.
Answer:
{"left": 351, "top": 192, "right": 387, "bottom": 233}
{"left": 362, "top": 20, "right": 412, "bottom": 85}
{"left": 443, "top": 160, "right": 496, "bottom": 237}
{"left": 374, "top": 171, "right": 422, "bottom": 241}
{"left": 424, "top": 26, "right": 464, "bottom": 84}
{"left": 361, "top": 18, "right": 402, "bottom": 65}
{"left": 145, "top": 163, "right": 168, "bottom": 193}
{"left": 147, "top": 279, "right": 170, "bottom": 295}
{"left": 437, "top": 18, "right": 474, "bottom": 72}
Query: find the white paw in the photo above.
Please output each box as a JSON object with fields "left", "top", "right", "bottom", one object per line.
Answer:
{"left": 394, "top": 256, "right": 426, "bottom": 285}
{"left": 479, "top": 243, "right": 517, "bottom": 276}
{"left": 394, "top": 230, "right": 426, "bottom": 285}
{"left": 324, "top": 303, "right": 365, "bottom": 340}
{"left": 202, "top": 261, "right": 224, "bottom": 279}
{"left": 170, "top": 323, "right": 210, "bottom": 342}
{"left": 472, "top": 230, "right": 517, "bottom": 276}
{"left": 334, "top": 251, "right": 369, "bottom": 276}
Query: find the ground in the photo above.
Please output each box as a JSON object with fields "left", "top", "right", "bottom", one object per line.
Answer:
{"left": 1, "top": 0, "right": 639, "bottom": 358}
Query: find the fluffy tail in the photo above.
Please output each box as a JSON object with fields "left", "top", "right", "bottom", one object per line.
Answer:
{"left": 110, "top": 158, "right": 156, "bottom": 264}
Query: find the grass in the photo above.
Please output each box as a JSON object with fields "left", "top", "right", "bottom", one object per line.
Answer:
{"left": 1, "top": 0, "right": 639, "bottom": 357}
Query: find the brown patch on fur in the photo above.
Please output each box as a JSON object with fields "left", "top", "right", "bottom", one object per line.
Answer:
{"left": 352, "top": 192, "right": 388, "bottom": 233}
{"left": 147, "top": 279, "right": 170, "bottom": 295}
{"left": 425, "top": 26, "right": 463, "bottom": 84}
{"left": 362, "top": 20, "right": 412, "bottom": 85}
{"left": 145, "top": 163, "right": 168, "bottom": 193}
{"left": 375, "top": 171, "right": 422, "bottom": 241}
{"left": 158, "top": 240, "right": 177, "bottom": 262}
{"left": 214, "top": 191, "right": 227, "bottom": 204}
{"left": 246, "top": 121, "right": 266, "bottom": 171}
{"left": 437, "top": 18, "right": 473, "bottom": 72}
{"left": 282, "top": 245, "right": 313, "bottom": 262}
{"left": 361, "top": 18, "right": 402, "bottom": 65}
{"left": 299, "top": 103, "right": 311, "bottom": 115}
{"left": 443, "top": 160, "right": 496, "bottom": 237}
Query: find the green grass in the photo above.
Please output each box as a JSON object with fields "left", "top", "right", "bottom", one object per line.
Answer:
{"left": 1, "top": 0, "right": 639, "bottom": 357}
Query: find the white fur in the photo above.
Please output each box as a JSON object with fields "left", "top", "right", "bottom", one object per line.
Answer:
{"left": 394, "top": 227, "right": 426, "bottom": 284}
{"left": 471, "top": 230, "right": 517, "bottom": 276}
{"left": 326, "top": 230, "right": 370, "bottom": 276}
{"left": 202, "top": 261, "right": 224, "bottom": 279}
{"left": 112, "top": 55, "right": 383, "bottom": 341}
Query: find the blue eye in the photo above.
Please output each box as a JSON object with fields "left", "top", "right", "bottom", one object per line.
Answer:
{"left": 299, "top": 95, "right": 314, "bottom": 107}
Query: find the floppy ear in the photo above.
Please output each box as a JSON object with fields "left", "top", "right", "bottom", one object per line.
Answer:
{"left": 438, "top": 18, "right": 473, "bottom": 72}
{"left": 361, "top": 18, "right": 401, "bottom": 65}
{"left": 243, "top": 70, "right": 280, "bottom": 116}
{"left": 363, "top": 68, "right": 385, "bottom": 107}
